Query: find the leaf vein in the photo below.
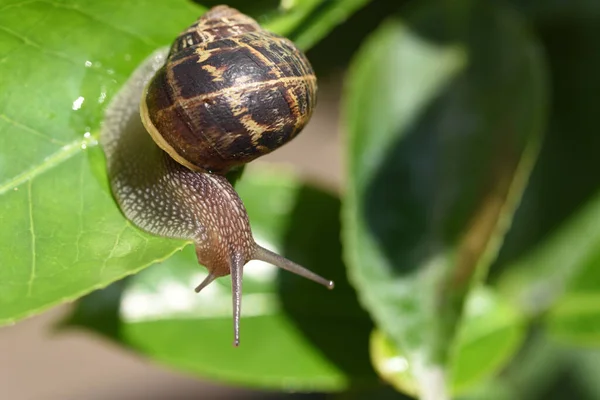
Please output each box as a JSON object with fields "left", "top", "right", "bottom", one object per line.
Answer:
{"left": 0, "top": 113, "right": 68, "bottom": 145}
{"left": 100, "top": 223, "right": 128, "bottom": 277}
{"left": 26, "top": 179, "right": 36, "bottom": 297}
{"left": 0, "top": 134, "right": 97, "bottom": 195}
{"left": 0, "top": 24, "right": 116, "bottom": 79}
{"left": 47, "top": 2, "right": 160, "bottom": 48}
{"left": 0, "top": 0, "right": 159, "bottom": 48}
{"left": 74, "top": 156, "right": 85, "bottom": 263}
{"left": 0, "top": 0, "right": 39, "bottom": 13}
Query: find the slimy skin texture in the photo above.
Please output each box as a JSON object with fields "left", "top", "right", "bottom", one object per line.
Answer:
{"left": 102, "top": 48, "right": 254, "bottom": 277}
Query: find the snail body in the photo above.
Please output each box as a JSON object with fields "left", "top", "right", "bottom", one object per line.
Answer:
{"left": 100, "top": 6, "right": 332, "bottom": 346}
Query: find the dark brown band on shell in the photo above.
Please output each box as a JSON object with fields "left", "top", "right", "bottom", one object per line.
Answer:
{"left": 141, "top": 7, "right": 317, "bottom": 173}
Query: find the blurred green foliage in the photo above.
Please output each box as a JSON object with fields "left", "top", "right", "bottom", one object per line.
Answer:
{"left": 0, "top": 0, "right": 599, "bottom": 398}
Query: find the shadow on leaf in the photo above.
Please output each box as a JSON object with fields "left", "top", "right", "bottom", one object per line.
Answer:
{"left": 278, "top": 184, "right": 377, "bottom": 387}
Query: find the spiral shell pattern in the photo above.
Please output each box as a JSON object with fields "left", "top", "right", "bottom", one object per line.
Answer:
{"left": 141, "top": 6, "right": 317, "bottom": 173}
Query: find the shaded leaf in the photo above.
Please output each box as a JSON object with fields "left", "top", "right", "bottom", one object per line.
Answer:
{"left": 371, "top": 287, "right": 526, "bottom": 397}
{"left": 491, "top": 10, "right": 600, "bottom": 325}
{"left": 457, "top": 330, "right": 571, "bottom": 400}
{"left": 460, "top": 332, "right": 600, "bottom": 400}
{"left": 497, "top": 190, "right": 600, "bottom": 319}
{"left": 342, "top": 1, "right": 547, "bottom": 396}
{"left": 509, "top": 0, "right": 600, "bottom": 21}
{"left": 572, "top": 348, "right": 600, "bottom": 399}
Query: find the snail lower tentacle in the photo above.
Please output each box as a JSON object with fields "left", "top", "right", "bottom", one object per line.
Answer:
{"left": 100, "top": 6, "right": 333, "bottom": 346}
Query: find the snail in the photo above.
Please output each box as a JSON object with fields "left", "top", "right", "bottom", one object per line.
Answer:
{"left": 100, "top": 5, "right": 334, "bottom": 346}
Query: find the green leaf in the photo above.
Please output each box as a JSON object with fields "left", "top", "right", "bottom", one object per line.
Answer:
{"left": 547, "top": 294, "right": 600, "bottom": 346}
{"left": 546, "top": 198, "right": 600, "bottom": 346}
{"left": 286, "top": 0, "right": 373, "bottom": 50}
{"left": 197, "top": 0, "right": 325, "bottom": 46}
{"left": 490, "top": 12, "right": 600, "bottom": 334}
{"left": 304, "top": 1, "right": 406, "bottom": 76}
{"left": 497, "top": 190, "right": 600, "bottom": 320}
{"left": 0, "top": 0, "right": 365, "bottom": 325}
{"left": 370, "top": 287, "right": 526, "bottom": 397}
{"left": 342, "top": 1, "right": 547, "bottom": 396}
{"left": 572, "top": 348, "right": 600, "bottom": 399}
{"left": 457, "top": 331, "right": 573, "bottom": 400}
{"left": 63, "top": 168, "right": 376, "bottom": 391}
{"left": 508, "top": 0, "right": 600, "bottom": 21}
{"left": 211, "top": 0, "right": 374, "bottom": 51}
{"left": 0, "top": 0, "right": 202, "bottom": 325}
{"left": 263, "top": 0, "right": 325, "bottom": 40}
{"left": 459, "top": 334, "right": 600, "bottom": 400}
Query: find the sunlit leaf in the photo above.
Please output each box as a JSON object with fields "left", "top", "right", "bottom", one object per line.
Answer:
{"left": 0, "top": 0, "right": 202, "bottom": 325}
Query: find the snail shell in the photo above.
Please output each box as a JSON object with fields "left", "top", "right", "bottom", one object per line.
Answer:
{"left": 141, "top": 5, "right": 317, "bottom": 173}
{"left": 100, "top": 6, "right": 331, "bottom": 346}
